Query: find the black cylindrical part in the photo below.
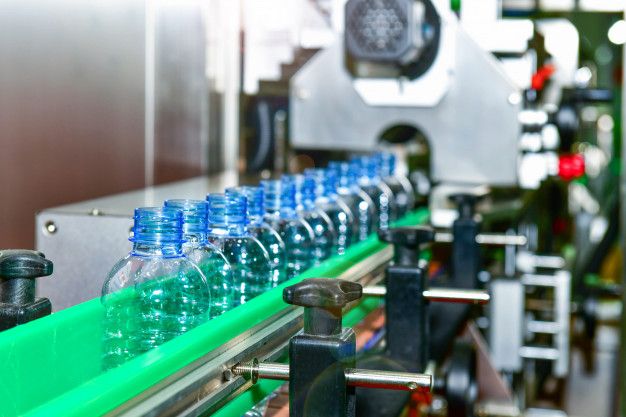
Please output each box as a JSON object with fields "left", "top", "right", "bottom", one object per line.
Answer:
{"left": 0, "top": 278, "right": 34, "bottom": 305}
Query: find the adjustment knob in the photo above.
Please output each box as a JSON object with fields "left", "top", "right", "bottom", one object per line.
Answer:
{"left": 284, "top": 278, "right": 362, "bottom": 336}
{"left": 284, "top": 278, "right": 362, "bottom": 309}
{"left": 378, "top": 226, "right": 434, "bottom": 266}
{"left": 0, "top": 250, "right": 53, "bottom": 331}
{"left": 448, "top": 192, "right": 487, "bottom": 220}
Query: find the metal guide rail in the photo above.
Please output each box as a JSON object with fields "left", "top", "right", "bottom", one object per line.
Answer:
{"left": 108, "top": 246, "right": 393, "bottom": 417}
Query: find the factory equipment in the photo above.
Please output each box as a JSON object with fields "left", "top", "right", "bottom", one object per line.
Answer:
{"left": 0, "top": 0, "right": 621, "bottom": 417}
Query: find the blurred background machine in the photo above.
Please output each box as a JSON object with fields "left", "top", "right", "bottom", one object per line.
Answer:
{"left": 0, "top": 0, "right": 624, "bottom": 416}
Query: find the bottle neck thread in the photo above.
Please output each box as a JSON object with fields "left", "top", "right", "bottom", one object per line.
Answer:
{"left": 262, "top": 180, "right": 282, "bottom": 217}
{"left": 279, "top": 177, "right": 298, "bottom": 218}
{"left": 164, "top": 199, "right": 208, "bottom": 244}
{"left": 130, "top": 207, "right": 184, "bottom": 256}
{"left": 377, "top": 152, "right": 396, "bottom": 178}
{"left": 206, "top": 193, "right": 249, "bottom": 237}
{"left": 292, "top": 174, "right": 316, "bottom": 211}
{"left": 227, "top": 186, "right": 265, "bottom": 226}
{"left": 329, "top": 161, "right": 356, "bottom": 192}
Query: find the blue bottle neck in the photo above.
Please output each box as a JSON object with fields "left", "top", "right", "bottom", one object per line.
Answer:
{"left": 207, "top": 193, "right": 250, "bottom": 238}
{"left": 132, "top": 241, "right": 183, "bottom": 257}
{"left": 130, "top": 207, "right": 185, "bottom": 257}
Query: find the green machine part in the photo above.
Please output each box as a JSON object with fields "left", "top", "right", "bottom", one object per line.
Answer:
{"left": 0, "top": 209, "right": 429, "bottom": 417}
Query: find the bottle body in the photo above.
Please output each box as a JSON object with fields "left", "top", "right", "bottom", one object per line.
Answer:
{"left": 359, "top": 180, "right": 397, "bottom": 230}
{"left": 248, "top": 222, "right": 288, "bottom": 285}
{"left": 206, "top": 193, "right": 274, "bottom": 306}
{"left": 381, "top": 175, "right": 415, "bottom": 218}
{"left": 266, "top": 214, "right": 315, "bottom": 279}
{"left": 337, "top": 186, "right": 377, "bottom": 241}
{"left": 225, "top": 186, "right": 288, "bottom": 286}
{"left": 207, "top": 234, "right": 273, "bottom": 306}
{"left": 376, "top": 152, "right": 415, "bottom": 218}
{"left": 299, "top": 206, "right": 337, "bottom": 264}
{"left": 101, "top": 207, "right": 211, "bottom": 370}
{"left": 316, "top": 196, "right": 354, "bottom": 255}
{"left": 183, "top": 240, "right": 233, "bottom": 318}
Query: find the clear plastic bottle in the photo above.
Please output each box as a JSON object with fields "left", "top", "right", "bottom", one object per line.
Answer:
{"left": 328, "top": 161, "right": 377, "bottom": 241}
{"left": 226, "top": 186, "right": 288, "bottom": 286}
{"left": 303, "top": 168, "right": 355, "bottom": 255}
{"left": 101, "top": 207, "right": 211, "bottom": 370}
{"left": 351, "top": 156, "right": 397, "bottom": 230}
{"left": 290, "top": 174, "right": 338, "bottom": 263}
{"left": 164, "top": 199, "right": 234, "bottom": 317}
{"left": 206, "top": 193, "right": 273, "bottom": 306}
{"left": 262, "top": 179, "right": 315, "bottom": 279}
{"left": 374, "top": 152, "right": 416, "bottom": 219}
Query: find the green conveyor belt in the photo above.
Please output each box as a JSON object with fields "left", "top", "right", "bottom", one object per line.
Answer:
{"left": 0, "top": 209, "right": 428, "bottom": 417}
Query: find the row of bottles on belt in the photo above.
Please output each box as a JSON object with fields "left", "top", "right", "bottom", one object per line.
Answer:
{"left": 101, "top": 152, "right": 416, "bottom": 369}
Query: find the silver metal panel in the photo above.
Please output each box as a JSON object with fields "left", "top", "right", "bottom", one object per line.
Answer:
{"left": 290, "top": 29, "right": 522, "bottom": 186}
{"left": 489, "top": 279, "right": 524, "bottom": 372}
{"left": 0, "top": 0, "right": 146, "bottom": 248}
{"left": 36, "top": 173, "right": 238, "bottom": 311}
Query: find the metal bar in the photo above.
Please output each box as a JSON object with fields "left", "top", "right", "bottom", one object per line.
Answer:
{"left": 233, "top": 362, "right": 432, "bottom": 393}
{"left": 361, "top": 285, "right": 386, "bottom": 297}
{"left": 363, "top": 285, "right": 490, "bottom": 304}
{"left": 231, "top": 360, "right": 290, "bottom": 383}
{"left": 530, "top": 255, "right": 566, "bottom": 270}
{"left": 521, "top": 274, "right": 557, "bottom": 287}
{"left": 526, "top": 320, "right": 560, "bottom": 335}
{"left": 422, "top": 288, "right": 490, "bottom": 304}
{"left": 553, "top": 270, "right": 571, "bottom": 377}
{"left": 434, "top": 232, "right": 527, "bottom": 246}
{"left": 519, "top": 346, "right": 560, "bottom": 361}
{"left": 344, "top": 368, "right": 432, "bottom": 392}
{"left": 476, "top": 233, "right": 527, "bottom": 246}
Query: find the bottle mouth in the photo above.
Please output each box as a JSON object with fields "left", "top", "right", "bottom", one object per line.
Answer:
{"left": 279, "top": 176, "right": 298, "bottom": 213}
{"left": 375, "top": 152, "right": 396, "bottom": 177}
{"left": 351, "top": 155, "right": 379, "bottom": 180}
{"left": 300, "top": 171, "right": 320, "bottom": 206}
{"left": 206, "top": 193, "right": 249, "bottom": 230}
{"left": 261, "top": 180, "right": 282, "bottom": 213}
{"left": 307, "top": 167, "right": 337, "bottom": 197}
{"left": 226, "top": 186, "right": 264, "bottom": 220}
{"left": 329, "top": 161, "right": 352, "bottom": 188}
{"left": 130, "top": 207, "right": 184, "bottom": 244}
{"left": 164, "top": 199, "right": 208, "bottom": 235}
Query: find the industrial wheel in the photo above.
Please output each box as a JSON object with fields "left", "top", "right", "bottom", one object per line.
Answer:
{"left": 445, "top": 341, "right": 477, "bottom": 417}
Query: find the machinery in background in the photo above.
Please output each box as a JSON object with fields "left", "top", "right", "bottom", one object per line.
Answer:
{"left": 240, "top": 0, "right": 622, "bottom": 416}
{"left": 6, "top": 1, "right": 618, "bottom": 416}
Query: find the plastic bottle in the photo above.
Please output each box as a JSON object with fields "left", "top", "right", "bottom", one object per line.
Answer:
{"left": 304, "top": 168, "right": 355, "bottom": 255}
{"left": 206, "top": 193, "right": 273, "bottom": 306}
{"left": 164, "top": 199, "right": 233, "bottom": 317}
{"left": 351, "top": 155, "right": 397, "bottom": 230}
{"left": 262, "top": 179, "right": 315, "bottom": 279}
{"left": 374, "top": 152, "right": 416, "bottom": 218}
{"left": 101, "top": 207, "right": 211, "bottom": 370}
{"left": 226, "top": 186, "right": 287, "bottom": 286}
{"left": 290, "top": 173, "right": 338, "bottom": 263}
{"left": 328, "top": 161, "right": 377, "bottom": 241}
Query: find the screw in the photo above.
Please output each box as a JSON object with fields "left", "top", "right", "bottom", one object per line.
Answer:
{"left": 44, "top": 221, "right": 57, "bottom": 235}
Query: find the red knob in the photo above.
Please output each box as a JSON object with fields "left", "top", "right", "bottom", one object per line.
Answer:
{"left": 558, "top": 154, "right": 585, "bottom": 181}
